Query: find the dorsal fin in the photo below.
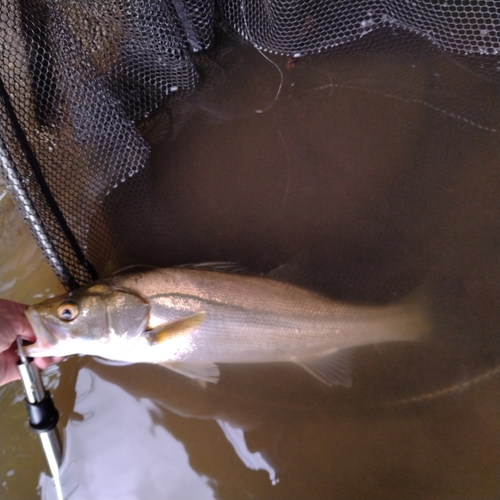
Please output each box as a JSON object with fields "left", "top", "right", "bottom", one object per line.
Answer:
{"left": 110, "top": 264, "right": 158, "bottom": 276}
{"left": 267, "top": 252, "right": 313, "bottom": 285}
{"left": 175, "top": 261, "right": 251, "bottom": 274}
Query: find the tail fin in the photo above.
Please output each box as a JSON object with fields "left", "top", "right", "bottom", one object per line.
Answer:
{"left": 382, "top": 283, "right": 432, "bottom": 343}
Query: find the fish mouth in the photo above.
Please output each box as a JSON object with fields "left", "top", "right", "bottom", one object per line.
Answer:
{"left": 24, "top": 307, "right": 64, "bottom": 357}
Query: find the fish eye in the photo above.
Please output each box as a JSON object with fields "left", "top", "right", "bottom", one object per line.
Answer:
{"left": 57, "top": 301, "right": 79, "bottom": 321}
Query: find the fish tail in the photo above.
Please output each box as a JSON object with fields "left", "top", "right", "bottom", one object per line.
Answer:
{"left": 382, "top": 285, "right": 432, "bottom": 343}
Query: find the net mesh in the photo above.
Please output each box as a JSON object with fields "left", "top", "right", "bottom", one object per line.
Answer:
{"left": 0, "top": 0, "right": 499, "bottom": 288}
{"left": 222, "top": 1, "right": 500, "bottom": 56}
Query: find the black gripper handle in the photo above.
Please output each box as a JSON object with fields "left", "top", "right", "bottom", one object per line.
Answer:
{"left": 25, "top": 392, "right": 59, "bottom": 433}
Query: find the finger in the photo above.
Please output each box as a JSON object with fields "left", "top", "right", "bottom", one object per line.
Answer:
{"left": 0, "top": 315, "right": 35, "bottom": 350}
{"left": 33, "top": 357, "right": 63, "bottom": 371}
{"left": 0, "top": 301, "right": 35, "bottom": 350}
{"left": 0, "top": 299, "right": 26, "bottom": 315}
{"left": 0, "top": 349, "right": 62, "bottom": 387}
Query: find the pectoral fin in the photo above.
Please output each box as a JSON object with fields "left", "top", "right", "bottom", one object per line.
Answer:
{"left": 158, "top": 361, "right": 220, "bottom": 384}
{"left": 146, "top": 312, "right": 205, "bottom": 345}
{"left": 297, "top": 349, "right": 353, "bottom": 387}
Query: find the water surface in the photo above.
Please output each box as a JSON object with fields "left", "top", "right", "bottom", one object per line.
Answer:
{"left": 1, "top": 34, "right": 500, "bottom": 499}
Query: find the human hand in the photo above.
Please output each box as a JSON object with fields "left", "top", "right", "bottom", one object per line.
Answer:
{"left": 0, "top": 299, "right": 58, "bottom": 386}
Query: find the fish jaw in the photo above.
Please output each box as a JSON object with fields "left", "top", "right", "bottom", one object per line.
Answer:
{"left": 24, "top": 307, "right": 57, "bottom": 355}
{"left": 24, "top": 306, "right": 80, "bottom": 358}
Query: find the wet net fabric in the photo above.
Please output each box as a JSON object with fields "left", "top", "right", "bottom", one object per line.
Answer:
{"left": 0, "top": 0, "right": 499, "bottom": 288}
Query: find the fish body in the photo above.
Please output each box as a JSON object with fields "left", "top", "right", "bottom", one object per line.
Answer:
{"left": 24, "top": 266, "right": 428, "bottom": 386}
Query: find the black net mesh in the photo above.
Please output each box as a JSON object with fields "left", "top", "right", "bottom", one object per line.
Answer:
{"left": 0, "top": 0, "right": 499, "bottom": 288}
{"left": 221, "top": 1, "right": 500, "bottom": 56}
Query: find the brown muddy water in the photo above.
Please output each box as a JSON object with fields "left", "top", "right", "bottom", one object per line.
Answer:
{"left": 1, "top": 34, "right": 500, "bottom": 499}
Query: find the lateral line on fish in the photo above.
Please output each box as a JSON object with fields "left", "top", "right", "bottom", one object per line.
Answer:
{"left": 148, "top": 292, "right": 402, "bottom": 326}
{"left": 148, "top": 292, "right": 329, "bottom": 319}
{"left": 147, "top": 292, "right": 236, "bottom": 309}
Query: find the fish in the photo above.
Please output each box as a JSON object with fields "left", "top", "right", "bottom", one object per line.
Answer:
{"left": 23, "top": 264, "right": 429, "bottom": 387}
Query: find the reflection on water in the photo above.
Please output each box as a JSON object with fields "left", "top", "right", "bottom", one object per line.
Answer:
{"left": 1, "top": 33, "right": 500, "bottom": 499}
{"left": 40, "top": 368, "right": 215, "bottom": 500}
{"left": 217, "top": 420, "right": 278, "bottom": 485}
{"left": 33, "top": 355, "right": 500, "bottom": 500}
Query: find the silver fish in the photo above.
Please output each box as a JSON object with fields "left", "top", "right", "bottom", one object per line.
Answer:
{"left": 24, "top": 265, "right": 429, "bottom": 386}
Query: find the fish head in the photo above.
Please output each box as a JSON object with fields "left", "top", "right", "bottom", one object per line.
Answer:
{"left": 24, "top": 283, "right": 150, "bottom": 358}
